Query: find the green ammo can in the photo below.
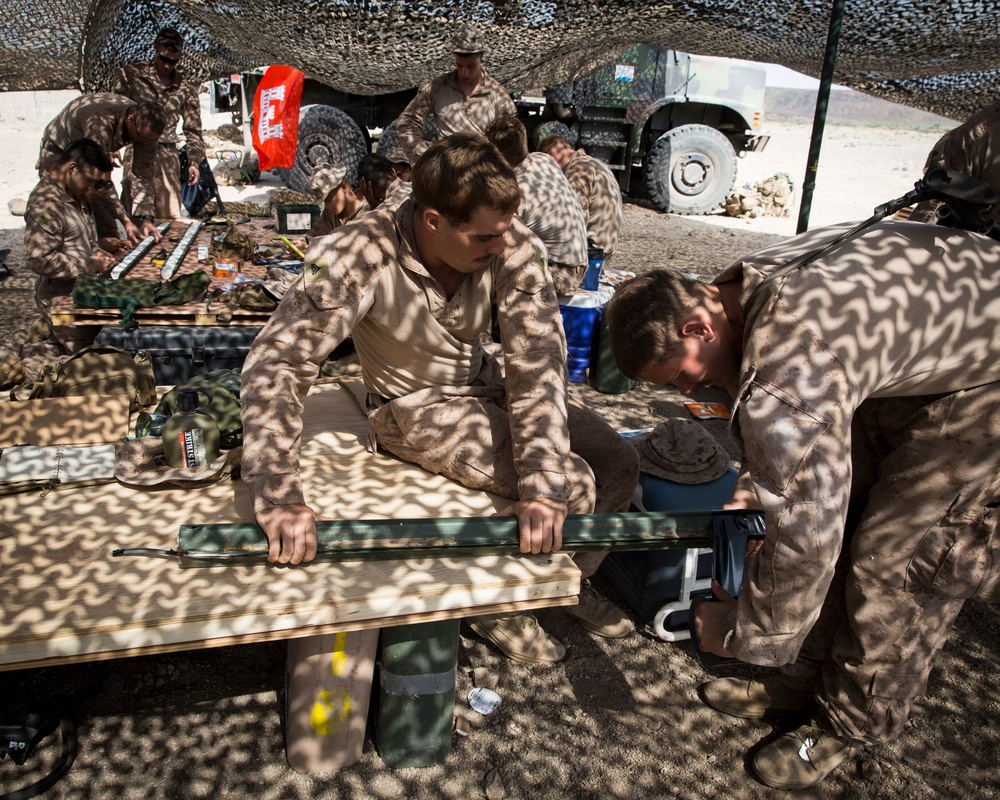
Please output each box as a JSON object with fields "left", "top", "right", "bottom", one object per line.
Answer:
{"left": 375, "top": 619, "right": 461, "bottom": 767}
{"left": 588, "top": 308, "right": 640, "bottom": 394}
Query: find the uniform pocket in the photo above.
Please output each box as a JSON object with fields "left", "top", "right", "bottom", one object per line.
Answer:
{"left": 738, "top": 374, "right": 830, "bottom": 497}
{"left": 908, "top": 481, "right": 1000, "bottom": 600}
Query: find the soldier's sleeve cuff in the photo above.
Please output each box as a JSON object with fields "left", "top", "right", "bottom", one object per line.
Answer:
{"left": 247, "top": 473, "right": 307, "bottom": 515}
{"left": 517, "top": 470, "right": 572, "bottom": 506}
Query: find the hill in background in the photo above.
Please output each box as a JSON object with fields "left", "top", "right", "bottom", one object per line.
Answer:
{"left": 765, "top": 87, "right": 958, "bottom": 131}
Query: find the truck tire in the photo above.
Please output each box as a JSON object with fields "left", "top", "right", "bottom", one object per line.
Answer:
{"left": 645, "top": 124, "right": 738, "bottom": 215}
{"left": 274, "top": 105, "right": 368, "bottom": 194}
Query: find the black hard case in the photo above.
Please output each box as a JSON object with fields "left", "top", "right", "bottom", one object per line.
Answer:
{"left": 95, "top": 325, "right": 262, "bottom": 385}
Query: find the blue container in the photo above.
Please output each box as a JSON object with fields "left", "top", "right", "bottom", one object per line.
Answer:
{"left": 559, "top": 287, "right": 613, "bottom": 383}
{"left": 584, "top": 246, "right": 604, "bottom": 291}
{"left": 560, "top": 305, "right": 601, "bottom": 383}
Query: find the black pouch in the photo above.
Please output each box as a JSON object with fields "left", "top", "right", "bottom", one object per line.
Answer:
{"left": 688, "top": 509, "right": 765, "bottom": 670}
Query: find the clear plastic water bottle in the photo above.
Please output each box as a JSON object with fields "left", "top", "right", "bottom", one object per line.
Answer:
{"left": 585, "top": 246, "right": 604, "bottom": 291}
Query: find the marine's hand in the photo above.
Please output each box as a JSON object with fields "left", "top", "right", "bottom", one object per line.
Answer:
{"left": 98, "top": 236, "right": 128, "bottom": 255}
{"left": 123, "top": 219, "right": 143, "bottom": 245}
{"left": 87, "top": 249, "right": 116, "bottom": 276}
{"left": 187, "top": 164, "right": 199, "bottom": 186}
{"left": 141, "top": 219, "right": 162, "bottom": 242}
{"left": 255, "top": 504, "right": 318, "bottom": 565}
{"left": 495, "top": 497, "right": 567, "bottom": 554}
{"left": 692, "top": 580, "right": 738, "bottom": 657}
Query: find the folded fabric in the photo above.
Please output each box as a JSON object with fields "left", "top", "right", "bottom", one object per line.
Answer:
{"left": 0, "top": 443, "right": 117, "bottom": 495}
{"left": 72, "top": 270, "right": 212, "bottom": 330}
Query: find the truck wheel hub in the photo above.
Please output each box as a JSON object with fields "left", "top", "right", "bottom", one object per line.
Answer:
{"left": 673, "top": 155, "right": 712, "bottom": 196}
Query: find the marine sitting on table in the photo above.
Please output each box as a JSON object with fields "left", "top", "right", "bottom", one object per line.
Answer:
{"left": 240, "top": 133, "right": 639, "bottom": 665}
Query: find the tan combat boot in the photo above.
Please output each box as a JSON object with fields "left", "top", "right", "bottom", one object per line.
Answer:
{"left": 468, "top": 613, "right": 566, "bottom": 664}
{"left": 752, "top": 719, "right": 863, "bottom": 789}
{"left": 699, "top": 673, "right": 816, "bottom": 719}
{"left": 562, "top": 579, "right": 634, "bottom": 638}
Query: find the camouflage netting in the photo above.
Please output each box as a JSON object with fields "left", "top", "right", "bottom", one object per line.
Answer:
{"left": 2, "top": 0, "right": 999, "bottom": 121}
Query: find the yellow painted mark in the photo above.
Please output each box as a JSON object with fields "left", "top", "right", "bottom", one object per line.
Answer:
{"left": 309, "top": 689, "right": 352, "bottom": 736}
{"left": 330, "top": 631, "right": 348, "bottom": 676}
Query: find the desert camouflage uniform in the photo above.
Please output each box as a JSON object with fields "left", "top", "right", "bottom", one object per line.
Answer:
{"left": 241, "top": 197, "right": 637, "bottom": 522}
{"left": 113, "top": 61, "right": 206, "bottom": 220}
{"left": 396, "top": 71, "right": 516, "bottom": 164}
{"left": 36, "top": 93, "right": 157, "bottom": 237}
{"left": 563, "top": 148, "right": 623, "bottom": 258}
{"left": 23, "top": 175, "right": 102, "bottom": 352}
{"left": 716, "top": 220, "right": 1000, "bottom": 745}
{"left": 515, "top": 152, "right": 589, "bottom": 296}
{"left": 308, "top": 197, "right": 370, "bottom": 240}
{"left": 910, "top": 100, "right": 1000, "bottom": 225}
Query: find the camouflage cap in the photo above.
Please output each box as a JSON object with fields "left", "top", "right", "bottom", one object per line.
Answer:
{"left": 452, "top": 25, "right": 488, "bottom": 55}
{"left": 627, "top": 418, "right": 729, "bottom": 484}
{"left": 385, "top": 146, "right": 410, "bottom": 165}
{"left": 308, "top": 163, "right": 347, "bottom": 201}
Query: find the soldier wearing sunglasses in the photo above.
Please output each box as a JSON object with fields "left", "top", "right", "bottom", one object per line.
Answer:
{"left": 113, "top": 27, "right": 207, "bottom": 221}
{"left": 24, "top": 139, "right": 126, "bottom": 354}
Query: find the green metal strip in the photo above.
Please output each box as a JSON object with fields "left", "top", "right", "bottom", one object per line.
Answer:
{"left": 173, "top": 512, "right": 714, "bottom": 567}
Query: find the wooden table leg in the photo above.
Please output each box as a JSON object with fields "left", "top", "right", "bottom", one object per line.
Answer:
{"left": 285, "top": 628, "right": 379, "bottom": 774}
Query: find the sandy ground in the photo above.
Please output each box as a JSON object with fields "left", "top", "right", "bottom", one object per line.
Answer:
{"left": 2, "top": 90, "right": 1000, "bottom": 800}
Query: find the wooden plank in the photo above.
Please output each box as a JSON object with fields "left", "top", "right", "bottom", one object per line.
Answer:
{"left": 0, "top": 595, "right": 576, "bottom": 673}
{"left": 0, "top": 379, "right": 580, "bottom": 670}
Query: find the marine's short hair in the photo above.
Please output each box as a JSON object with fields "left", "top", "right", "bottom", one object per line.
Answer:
{"left": 154, "top": 27, "right": 185, "bottom": 52}
{"left": 357, "top": 153, "right": 395, "bottom": 184}
{"left": 58, "top": 138, "right": 113, "bottom": 173}
{"left": 132, "top": 102, "right": 167, "bottom": 137}
{"left": 411, "top": 133, "right": 520, "bottom": 225}
{"left": 484, "top": 113, "right": 529, "bottom": 168}
{"left": 538, "top": 134, "right": 570, "bottom": 154}
{"left": 605, "top": 269, "right": 712, "bottom": 379}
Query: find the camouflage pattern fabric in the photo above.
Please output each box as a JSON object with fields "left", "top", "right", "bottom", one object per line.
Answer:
{"left": 514, "top": 152, "right": 588, "bottom": 294}
{"left": 3, "top": 2, "right": 999, "bottom": 123}
{"left": 113, "top": 60, "right": 206, "bottom": 219}
{"left": 563, "top": 148, "right": 623, "bottom": 258}
{"left": 715, "top": 220, "right": 1000, "bottom": 743}
{"left": 396, "top": 70, "right": 517, "bottom": 164}
{"left": 909, "top": 100, "right": 1000, "bottom": 224}
{"left": 240, "top": 196, "right": 637, "bottom": 517}
{"left": 23, "top": 175, "right": 105, "bottom": 352}
{"left": 36, "top": 92, "right": 157, "bottom": 223}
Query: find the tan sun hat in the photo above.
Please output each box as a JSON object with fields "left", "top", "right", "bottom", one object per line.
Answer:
{"left": 628, "top": 419, "right": 729, "bottom": 484}
{"left": 308, "top": 163, "right": 347, "bottom": 202}
{"left": 115, "top": 438, "right": 241, "bottom": 487}
{"left": 452, "top": 25, "right": 488, "bottom": 55}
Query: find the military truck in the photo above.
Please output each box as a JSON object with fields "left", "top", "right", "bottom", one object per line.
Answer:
{"left": 217, "top": 44, "right": 769, "bottom": 215}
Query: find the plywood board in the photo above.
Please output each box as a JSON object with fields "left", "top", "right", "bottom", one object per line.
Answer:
{"left": 0, "top": 379, "right": 579, "bottom": 670}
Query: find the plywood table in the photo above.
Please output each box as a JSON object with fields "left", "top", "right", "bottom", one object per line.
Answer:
{"left": 0, "top": 379, "right": 580, "bottom": 672}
